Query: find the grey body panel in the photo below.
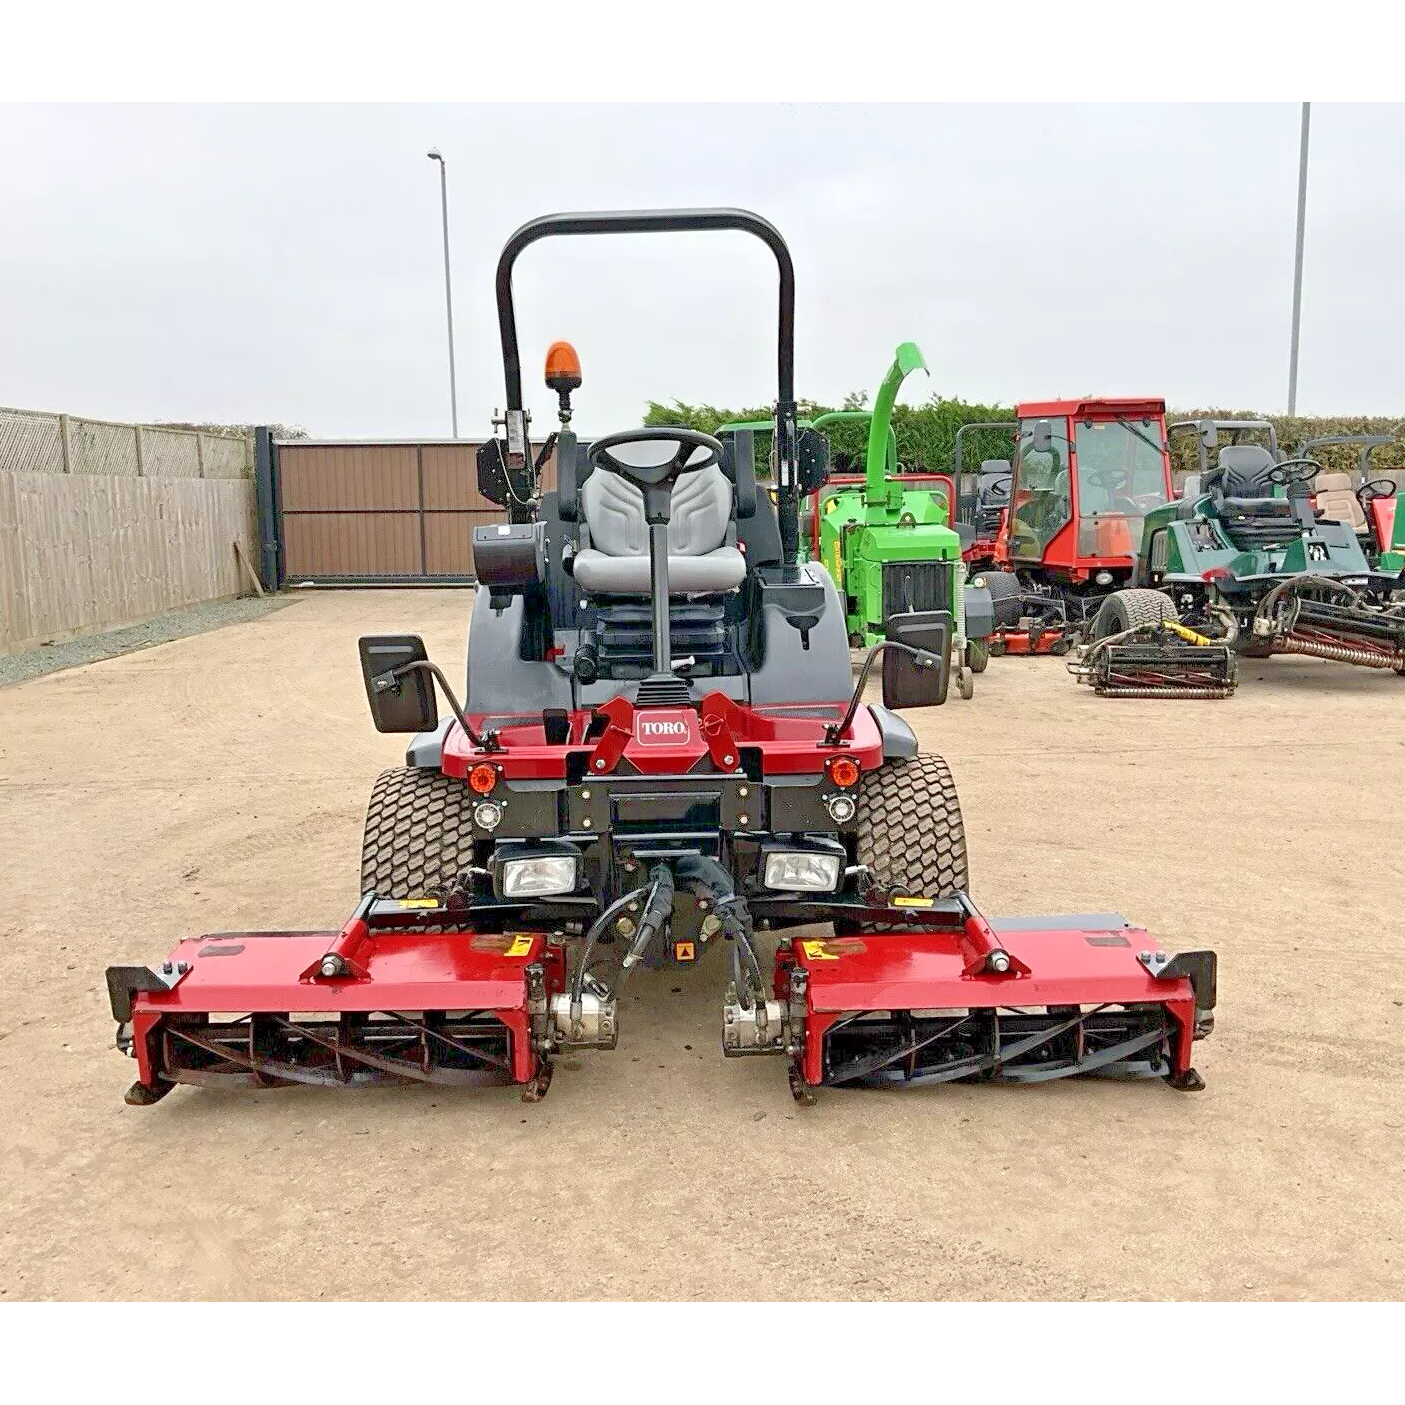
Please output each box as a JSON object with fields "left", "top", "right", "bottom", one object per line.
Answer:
{"left": 464, "top": 593, "right": 573, "bottom": 715}
{"left": 866, "top": 704, "right": 919, "bottom": 758}
{"left": 467, "top": 562, "right": 850, "bottom": 713}
{"left": 962, "top": 583, "right": 995, "bottom": 641}
{"left": 747, "top": 563, "right": 855, "bottom": 705}
{"left": 405, "top": 717, "right": 453, "bottom": 768}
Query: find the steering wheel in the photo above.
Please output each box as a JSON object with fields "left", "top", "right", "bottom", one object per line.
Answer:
{"left": 587, "top": 428, "right": 723, "bottom": 489}
{"left": 1267, "top": 456, "right": 1323, "bottom": 488}
{"left": 1358, "top": 477, "right": 1397, "bottom": 504}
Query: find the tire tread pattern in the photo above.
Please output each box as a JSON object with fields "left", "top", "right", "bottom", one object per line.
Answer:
{"left": 855, "top": 754, "right": 969, "bottom": 897}
{"left": 361, "top": 767, "right": 477, "bottom": 898}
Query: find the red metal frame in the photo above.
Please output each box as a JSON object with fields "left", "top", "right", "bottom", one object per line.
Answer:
{"left": 776, "top": 917, "right": 1198, "bottom": 1087}
{"left": 440, "top": 692, "right": 886, "bottom": 779}
{"left": 127, "top": 931, "right": 565, "bottom": 1088}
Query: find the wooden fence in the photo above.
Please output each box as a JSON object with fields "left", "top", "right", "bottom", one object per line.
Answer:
{"left": 0, "top": 470, "right": 258, "bottom": 655}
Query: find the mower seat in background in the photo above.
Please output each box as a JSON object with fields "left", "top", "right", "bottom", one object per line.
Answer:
{"left": 1313, "top": 473, "right": 1368, "bottom": 532}
{"left": 573, "top": 462, "right": 747, "bottom": 595}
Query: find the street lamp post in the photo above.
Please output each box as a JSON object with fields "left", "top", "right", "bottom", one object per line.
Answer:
{"left": 426, "top": 148, "right": 459, "bottom": 438}
{"left": 1287, "top": 103, "right": 1311, "bottom": 416}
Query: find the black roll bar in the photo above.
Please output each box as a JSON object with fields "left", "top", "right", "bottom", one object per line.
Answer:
{"left": 495, "top": 207, "right": 794, "bottom": 411}
{"left": 493, "top": 208, "right": 804, "bottom": 563}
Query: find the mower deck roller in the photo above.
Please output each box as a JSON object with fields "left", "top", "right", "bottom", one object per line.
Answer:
{"left": 106, "top": 206, "right": 1217, "bottom": 1106}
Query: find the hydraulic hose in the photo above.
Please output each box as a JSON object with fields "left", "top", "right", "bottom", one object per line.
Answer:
{"left": 571, "top": 885, "right": 653, "bottom": 1009}
{"left": 675, "top": 853, "right": 765, "bottom": 1007}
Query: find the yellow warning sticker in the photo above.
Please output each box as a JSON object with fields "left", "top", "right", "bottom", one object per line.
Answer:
{"left": 673, "top": 941, "right": 696, "bottom": 962}
{"left": 399, "top": 898, "right": 442, "bottom": 909}
{"left": 801, "top": 940, "right": 840, "bottom": 961}
{"left": 504, "top": 935, "right": 535, "bottom": 957}
{"left": 892, "top": 896, "right": 934, "bottom": 909}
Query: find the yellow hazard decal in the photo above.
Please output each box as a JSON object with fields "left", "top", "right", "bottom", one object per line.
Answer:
{"left": 801, "top": 940, "right": 839, "bottom": 961}
{"left": 673, "top": 941, "right": 696, "bottom": 962}
{"left": 504, "top": 935, "right": 535, "bottom": 957}
{"left": 399, "top": 898, "right": 442, "bottom": 909}
{"left": 892, "top": 896, "right": 933, "bottom": 909}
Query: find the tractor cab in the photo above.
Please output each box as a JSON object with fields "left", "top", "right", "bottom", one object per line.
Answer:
{"left": 1001, "top": 398, "right": 1174, "bottom": 584}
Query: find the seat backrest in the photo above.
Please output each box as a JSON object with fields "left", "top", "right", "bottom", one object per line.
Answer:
{"left": 1314, "top": 472, "right": 1367, "bottom": 530}
{"left": 978, "top": 461, "right": 1011, "bottom": 503}
{"left": 1217, "top": 445, "right": 1277, "bottom": 499}
{"left": 580, "top": 464, "right": 735, "bottom": 559}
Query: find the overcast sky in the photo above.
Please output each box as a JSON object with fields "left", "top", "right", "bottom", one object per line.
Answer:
{"left": 3, "top": 103, "right": 1402, "bottom": 437}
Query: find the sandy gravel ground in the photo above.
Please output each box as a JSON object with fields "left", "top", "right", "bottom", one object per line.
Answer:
{"left": 1, "top": 588, "right": 1401, "bottom": 1301}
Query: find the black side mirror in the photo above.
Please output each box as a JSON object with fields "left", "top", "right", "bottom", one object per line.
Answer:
{"left": 882, "top": 611, "right": 954, "bottom": 710}
{"left": 358, "top": 635, "right": 438, "bottom": 733}
{"left": 1031, "top": 420, "right": 1053, "bottom": 454}
{"left": 797, "top": 427, "right": 829, "bottom": 493}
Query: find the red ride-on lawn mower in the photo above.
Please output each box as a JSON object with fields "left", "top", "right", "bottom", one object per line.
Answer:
{"left": 970, "top": 398, "right": 1177, "bottom": 656}
{"left": 105, "top": 211, "right": 1215, "bottom": 1105}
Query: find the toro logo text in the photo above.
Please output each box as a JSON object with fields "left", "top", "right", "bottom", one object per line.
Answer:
{"left": 633, "top": 711, "right": 694, "bottom": 747}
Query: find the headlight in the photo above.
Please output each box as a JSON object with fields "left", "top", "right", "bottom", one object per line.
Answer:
{"left": 500, "top": 854, "right": 579, "bottom": 898}
{"left": 764, "top": 851, "right": 842, "bottom": 893}
{"left": 1095, "top": 570, "right": 1114, "bottom": 586}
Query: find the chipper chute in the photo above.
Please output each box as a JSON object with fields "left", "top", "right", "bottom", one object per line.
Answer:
{"left": 107, "top": 208, "right": 1216, "bottom": 1106}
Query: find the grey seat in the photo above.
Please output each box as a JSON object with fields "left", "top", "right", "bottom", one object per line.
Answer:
{"left": 572, "top": 463, "right": 746, "bottom": 595}
{"left": 1216, "top": 445, "right": 1279, "bottom": 504}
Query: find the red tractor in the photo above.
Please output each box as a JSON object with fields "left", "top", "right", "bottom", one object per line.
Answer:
{"left": 103, "top": 215, "right": 1214, "bottom": 1105}
{"left": 967, "top": 398, "right": 1176, "bottom": 655}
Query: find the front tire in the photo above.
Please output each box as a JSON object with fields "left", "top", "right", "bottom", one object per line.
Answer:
{"left": 854, "top": 754, "right": 969, "bottom": 898}
{"left": 974, "top": 570, "right": 1022, "bottom": 629}
{"left": 361, "top": 767, "right": 477, "bottom": 898}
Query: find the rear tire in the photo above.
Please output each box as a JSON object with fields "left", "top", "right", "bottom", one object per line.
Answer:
{"left": 361, "top": 767, "right": 478, "bottom": 898}
{"left": 1090, "top": 588, "right": 1177, "bottom": 640}
{"left": 853, "top": 754, "right": 969, "bottom": 899}
{"left": 974, "top": 569, "right": 1022, "bottom": 629}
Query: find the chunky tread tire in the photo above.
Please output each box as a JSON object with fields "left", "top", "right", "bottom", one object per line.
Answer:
{"left": 1091, "top": 587, "right": 1177, "bottom": 640}
{"left": 855, "top": 754, "right": 969, "bottom": 899}
{"left": 973, "top": 569, "right": 1023, "bottom": 630}
{"left": 361, "top": 767, "right": 478, "bottom": 898}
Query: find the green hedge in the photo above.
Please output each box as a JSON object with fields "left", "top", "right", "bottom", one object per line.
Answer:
{"left": 643, "top": 395, "right": 1018, "bottom": 478}
{"left": 644, "top": 396, "right": 1405, "bottom": 482}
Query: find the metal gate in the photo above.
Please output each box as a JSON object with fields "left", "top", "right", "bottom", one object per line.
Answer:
{"left": 254, "top": 434, "right": 555, "bottom": 587}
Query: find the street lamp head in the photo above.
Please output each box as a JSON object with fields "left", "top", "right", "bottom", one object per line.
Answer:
{"left": 426, "top": 148, "right": 443, "bottom": 163}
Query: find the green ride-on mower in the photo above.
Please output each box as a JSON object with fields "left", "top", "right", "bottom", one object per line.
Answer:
{"left": 719, "top": 343, "right": 995, "bottom": 705}
{"left": 105, "top": 209, "right": 1216, "bottom": 1106}
{"left": 1069, "top": 418, "right": 1405, "bottom": 697}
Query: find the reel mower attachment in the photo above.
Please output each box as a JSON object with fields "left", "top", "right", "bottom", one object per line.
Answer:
{"left": 1068, "top": 617, "right": 1239, "bottom": 699}
{"left": 774, "top": 903, "right": 1215, "bottom": 1098}
{"left": 107, "top": 896, "right": 564, "bottom": 1106}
